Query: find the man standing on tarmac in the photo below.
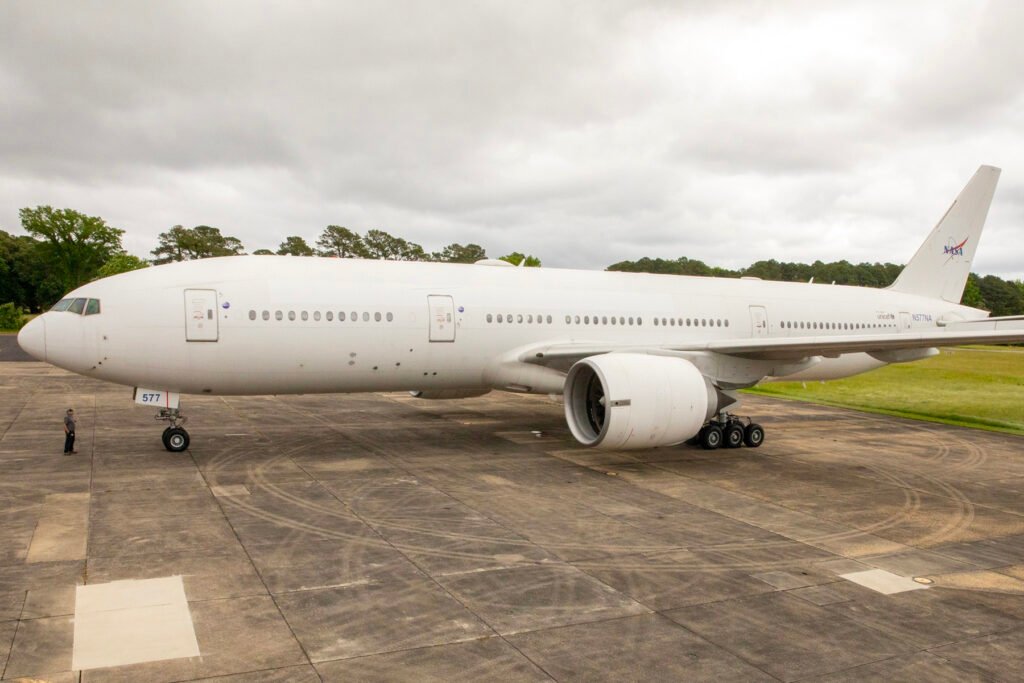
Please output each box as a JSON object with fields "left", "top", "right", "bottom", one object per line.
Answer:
{"left": 63, "top": 408, "right": 77, "bottom": 455}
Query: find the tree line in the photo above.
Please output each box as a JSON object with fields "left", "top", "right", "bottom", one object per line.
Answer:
{"left": 2, "top": 204, "right": 1023, "bottom": 319}
{"left": 1, "top": 206, "right": 540, "bottom": 314}
{"left": 608, "top": 256, "right": 1024, "bottom": 317}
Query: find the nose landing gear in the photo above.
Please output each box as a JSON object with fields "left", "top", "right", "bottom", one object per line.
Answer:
{"left": 156, "top": 408, "right": 190, "bottom": 452}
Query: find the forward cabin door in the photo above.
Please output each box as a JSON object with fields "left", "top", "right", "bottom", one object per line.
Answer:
{"left": 749, "top": 305, "right": 769, "bottom": 337}
{"left": 185, "top": 289, "right": 219, "bottom": 342}
{"left": 899, "top": 312, "right": 911, "bottom": 332}
{"left": 427, "top": 295, "right": 456, "bottom": 342}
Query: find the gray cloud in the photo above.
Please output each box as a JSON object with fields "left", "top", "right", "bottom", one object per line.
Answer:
{"left": 1, "top": 0, "right": 1022, "bottom": 279}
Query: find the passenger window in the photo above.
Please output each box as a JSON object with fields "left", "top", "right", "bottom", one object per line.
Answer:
{"left": 84, "top": 299, "right": 101, "bottom": 316}
{"left": 487, "top": 314, "right": 493, "bottom": 323}
{"left": 497, "top": 314, "right": 503, "bottom": 323}
{"left": 628, "top": 317, "right": 634, "bottom": 325}
{"left": 362, "top": 312, "right": 369, "bottom": 322}
{"left": 724, "top": 319, "right": 729, "bottom": 327}
{"left": 374, "top": 312, "right": 381, "bottom": 322}
{"left": 601, "top": 316, "right": 607, "bottom": 325}
{"left": 275, "top": 311, "right": 283, "bottom": 321}
{"left": 339, "top": 312, "right": 346, "bottom": 321}
{"left": 262, "top": 310, "right": 270, "bottom": 321}
{"left": 68, "top": 298, "right": 87, "bottom": 314}
{"left": 248, "top": 310, "right": 256, "bottom": 321}
{"left": 611, "top": 317, "right": 617, "bottom": 325}
{"left": 301, "top": 311, "right": 309, "bottom": 321}
{"left": 565, "top": 315, "right": 571, "bottom": 324}
{"left": 670, "top": 318, "right": 676, "bottom": 326}
{"left": 637, "top": 317, "right": 642, "bottom": 326}
{"left": 288, "top": 311, "right": 296, "bottom": 321}
{"left": 575, "top": 315, "right": 581, "bottom": 324}
{"left": 351, "top": 311, "right": 357, "bottom": 321}
{"left": 326, "top": 311, "right": 333, "bottom": 321}
{"left": 584, "top": 316, "right": 590, "bottom": 324}
{"left": 386, "top": 312, "right": 393, "bottom": 322}
{"left": 654, "top": 318, "right": 659, "bottom": 326}
{"left": 50, "top": 299, "right": 73, "bottom": 312}
{"left": 314, "top": 311, "right": 321, "bottom": 321}
{"left": 517, "top": 314, "right": 523, "bottom": 323}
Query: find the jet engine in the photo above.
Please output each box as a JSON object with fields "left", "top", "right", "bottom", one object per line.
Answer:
{"left": 563, "top": 354, "right": 718, "bottom": 450}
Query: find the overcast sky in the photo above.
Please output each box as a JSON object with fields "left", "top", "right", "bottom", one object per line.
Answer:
{"left": 2, "top": 1, "right": 1022, "bottom": 278}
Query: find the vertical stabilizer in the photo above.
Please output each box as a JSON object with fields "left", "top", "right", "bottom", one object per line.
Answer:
{"left": 890, "top": 165, "right": 1000, "bottom": 303}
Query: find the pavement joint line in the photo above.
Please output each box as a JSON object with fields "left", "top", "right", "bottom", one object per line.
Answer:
{"left": 185, "top": 395, "right": 320, "bottom": 675}
{"left": 297, "top": 397, "right": 567, "bottom": 681}
{"left": 0, "top": 589, "right": 29, "bottom": 681}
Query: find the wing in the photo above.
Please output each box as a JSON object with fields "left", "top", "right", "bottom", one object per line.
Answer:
{"left": 522, "top": 326, "right": 1024, "bottom": 367}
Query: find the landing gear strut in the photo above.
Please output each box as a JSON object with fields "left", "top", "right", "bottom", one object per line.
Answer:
{"left": 697, "top": 413, "right": 764, "bottom": 451}
{"left": 156, "top": 408, "right": 190, "bottom": 452}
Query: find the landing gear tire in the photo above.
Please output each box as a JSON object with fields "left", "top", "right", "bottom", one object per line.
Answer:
{"left": 700, "top": 425, "right": 723, "bottom": 450}
{"left": 743, "top": 423, "right": 765, "bottom": 448}
{"left": 164, "top": 427, "right": 190, "bottom": 453}
{"left": 724, "top": 423, "right": 745, "bottom": 449}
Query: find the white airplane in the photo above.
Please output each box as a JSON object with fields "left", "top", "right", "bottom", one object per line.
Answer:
{"left": 17, "top": 165, "right": 1024, "bottom": 453}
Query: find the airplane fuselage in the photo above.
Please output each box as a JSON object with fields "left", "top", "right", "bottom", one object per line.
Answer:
{"left": 31, "top": 256, "right": 983, "bottom": 396}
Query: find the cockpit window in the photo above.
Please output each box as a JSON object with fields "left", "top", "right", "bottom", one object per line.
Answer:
{"left": 67, "top": 298, "right": 87, "bottom": 314}
{"left": 84, "top": 299, "right": 101, "bottom": 315}
{"left": 50, "top": 299, "right": 73, "bottom": 312}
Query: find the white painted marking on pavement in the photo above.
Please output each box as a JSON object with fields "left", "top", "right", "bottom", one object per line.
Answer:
{"left": 840, "top": 569, "right": 930, "bottom": 595}
{"left": 72, "top": 576, "right": 200, "bottom": 671}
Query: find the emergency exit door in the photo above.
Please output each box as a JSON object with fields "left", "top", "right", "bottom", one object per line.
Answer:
{"left": 427, "top": 295, "right": 456, "bottom": 342}
{"left": 185, "top": 289, "right": 219, "bottom": 341}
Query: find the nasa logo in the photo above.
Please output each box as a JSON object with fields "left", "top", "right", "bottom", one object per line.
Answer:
{"left": 943, "top": 237, "right": 968, "bottom": 260}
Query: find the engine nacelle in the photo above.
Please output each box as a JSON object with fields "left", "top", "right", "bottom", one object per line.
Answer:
{"left": 564, "top": 354, "right": 714, "bottom": 450}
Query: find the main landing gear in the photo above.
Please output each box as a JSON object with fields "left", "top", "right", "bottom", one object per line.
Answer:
{"left": 697, "top": 414, "right": 764, "bottom": 451}
{"left": 156, "top": 408, "right": 190, "bottom": 453}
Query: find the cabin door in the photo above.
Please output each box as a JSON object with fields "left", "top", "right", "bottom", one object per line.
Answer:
{"left": 749, "top": 305, "right": 769, "bottom": 337}
{"left": 185, "top": 289, "right": 219, "bottom": 342}
{"left": 427, "top": 295, "right": 456, "bottom": 342}
{"left": 899, "top": 312, "right": 911, "bottom": 332}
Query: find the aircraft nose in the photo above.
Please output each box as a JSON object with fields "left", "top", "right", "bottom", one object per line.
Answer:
{"left": 17, "top": 315, "right": 46, "bottom": 362}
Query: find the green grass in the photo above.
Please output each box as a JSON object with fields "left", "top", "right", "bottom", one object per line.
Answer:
{"left": 746, "top": 346, "right": 1024, "bottom": 436}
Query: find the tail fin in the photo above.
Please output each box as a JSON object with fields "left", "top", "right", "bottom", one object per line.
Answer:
{"left": 890, "top": 165, "right": 1000, "bottom": 303}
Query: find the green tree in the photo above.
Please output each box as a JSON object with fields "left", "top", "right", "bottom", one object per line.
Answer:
{"left": 499, "top": 252, "right": 541, "bottom": 267}
{"left": 151, "top": 225, "right": 245, "bottom": 264}
{"left": 362, "top": 229, "right": 427, "bottom": 261}
{"left": 19, "top": 206, "right": 125, "bottom": 295}
{"left": 95, "top": 253, "right": 149, "bottom": 280}
{"left": 977, "top": 275, "right": 1024, "bottom": 317}
{"left": 961, "top": 273, "right": 986, "bottom": 309}
{"left": 316, "top": 226, "right": 367, "bottom": 258}
{"left": 252, "top": 249, "right": 275, "bottom": 255}
{"left": 0, "top": 302, "right": 27, "bottom": 331}
{"left": 432, "top": 243, "right": 487, "bottom": 263}
{"left": 0, "top": 230, "right": 44, "bottom": 309}
{"left": 277, "top": 236, "right": 315, "bottom": 256}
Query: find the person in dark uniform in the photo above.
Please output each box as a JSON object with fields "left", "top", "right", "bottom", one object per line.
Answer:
{"left": 63, "top": 408, "right": 78, "bottom": 455}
